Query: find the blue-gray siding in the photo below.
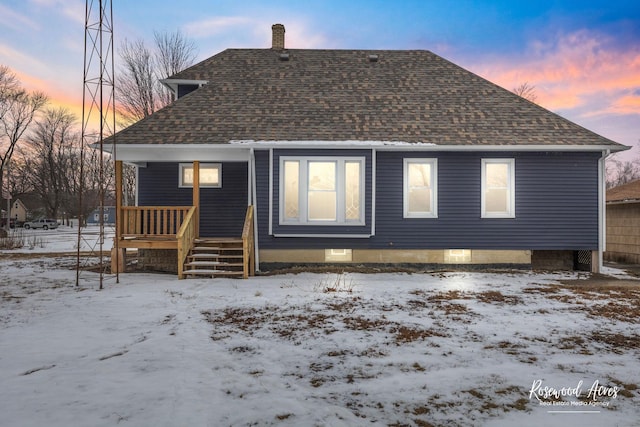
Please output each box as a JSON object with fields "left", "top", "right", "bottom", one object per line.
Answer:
{"left": 255, "top": 150, "right": 600, "bottom": 250}
{"left": 137, "top": 162, "right": 248, "bottom": 237}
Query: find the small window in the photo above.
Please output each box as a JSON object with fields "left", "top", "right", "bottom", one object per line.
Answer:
{"left": 444, "top": 249, "right": 471, "bottom": 264}
{"left": 403, "top": 158, "right": 437, "bottom": 218}
{"left": 179, "top": 163, "right": 221, "bottom": 188}
{"left": 481, "top": 159, "right": 514, "bottom": 218}
{"left": 325, "top": 249, "right": 353, "bottom": 262}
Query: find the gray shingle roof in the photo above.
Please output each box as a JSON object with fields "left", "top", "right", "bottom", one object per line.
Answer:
{"left": 111, "top": 48, "right": 625, "bottom": 149}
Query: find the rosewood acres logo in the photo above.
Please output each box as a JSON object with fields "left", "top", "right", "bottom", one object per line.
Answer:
{"left": 528, "top": 379, "right": 619, "bottom": 410}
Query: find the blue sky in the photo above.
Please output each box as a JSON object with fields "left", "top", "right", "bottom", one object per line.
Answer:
{"left": 1, "top": 0, "right": 638, "bottom": 158}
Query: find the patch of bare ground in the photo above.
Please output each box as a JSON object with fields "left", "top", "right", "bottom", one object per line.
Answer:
{"left": 476, "top": 291, "right": 523, "bottom": 305}
{"left": 392, "top": 325, "right": 448, "bottom": 344}
{"left": 607, "top": 377, "right": 639, "bottom": 398}
{"left": 556, "top": 335, "right": 593, "bottom": 355}
{"left": 590, "top": 332, "right": 640, "bottom": 354}
{"left": 425, "top": 290, "right": 472, "bottom": 301}
{"left": 408, "top": 289, "right": 475, "bottom": 321}
{"left": 527, "top": 279, "right": 640, "bottom": 323}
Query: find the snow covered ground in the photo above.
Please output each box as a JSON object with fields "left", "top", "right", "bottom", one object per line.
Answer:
{"left": 1, "top": 240, "right": 639, "bottom": 426}
{"left": 0, "top": 225, "right": 114, "bottom": 254}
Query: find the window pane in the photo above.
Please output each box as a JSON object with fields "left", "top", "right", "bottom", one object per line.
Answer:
{"left": 407, "top": 161, "right": 432, "bottom": 215}
{"left": 182, "top": 167, "right": 194, "bottom": 185}
{"left": 408, "top": 163, "right": 431, "bottom": 187}
{"left": 483, "top": 161, "right": 512, "bottom": 216}
{"left": 409, "top": 188, "right": 431, "bottom": 212}
{"left": 283, "top": 161, "right": 299, "bottom": 220}
{"left": 308, "top": 162, "right": 335, "bottom": 191}
{"left": 486, "top": 163, "right": 508, "bottom": 188}
{"left": 345, "top": 162, "right": 360, "bottom": 220}
{"left": 308, "top": 191, "right": 337, "bottom": 220}
{"left": 308, "top": 161, "right": 336, "bottom": 221}
{"left": 485, "top": 188, "right": 508, "bottom": 212}
{"left": 200, "top": 167, "right": 219, "bottom": 185}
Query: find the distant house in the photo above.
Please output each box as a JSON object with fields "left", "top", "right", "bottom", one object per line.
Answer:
{"left": 10, "top": 199, "right": 28, "bottom": 222}
{"left": 104, "top": 24, "right": 627, "bottom": 278}
{"left": 87, "top": 206, "right": 116, "bottom": 225}
{"left": 1, "top": 198, "right": 27, "bottom": 226}
{"left": 605, "top": 180, "right": 640, "bottom": 264}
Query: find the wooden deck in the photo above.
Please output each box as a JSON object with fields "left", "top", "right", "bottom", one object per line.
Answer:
{"left": 112, "top": 205, "right": 255, "bottom": 279}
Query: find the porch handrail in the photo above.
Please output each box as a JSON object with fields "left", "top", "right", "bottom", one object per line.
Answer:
{"left": 119, "top": 206, "right": 192, "bottom": 238}
{"left": 176, "top": 206, "right": 197, "bottom": 279}
{"left": 241, "top": 205, "right": 255, "bottom": 279}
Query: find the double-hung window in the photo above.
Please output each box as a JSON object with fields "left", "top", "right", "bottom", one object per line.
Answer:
{"left": 481, "top": 159, "right": 515, "bottom": 218}
{"left": 403, "top": 158, "right": 438, "bottom": 218}
{"left": 280, "top": 157, "right": 365, "bottom": 225}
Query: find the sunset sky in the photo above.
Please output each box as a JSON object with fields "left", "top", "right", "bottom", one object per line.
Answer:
{"left": 1, "top": 0, "right": 638, "bottom": 160}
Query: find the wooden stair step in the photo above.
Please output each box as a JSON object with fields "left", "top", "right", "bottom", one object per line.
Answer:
{"left": 184, "top": 269, "right": 244, "bottom": 276}
{"left": 185, "top": 261, "right": 222, "bottom": 267}
{"left": 186, "top": 261, "right": 243, "bottom": 267}
{"left": 188, "top": 253, "right": 243, "bottom": 259}
{"left": 192, "top": 246, "right": 243, "bottom": 251}
{"left": 183, "top": 236, "right": 247, "bottom": 279}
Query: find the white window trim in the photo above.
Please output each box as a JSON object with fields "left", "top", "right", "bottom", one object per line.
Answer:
{"left": 279, "top": 156, "right": 366, "bottom": 226}
{"left": 481, "top": 158, "right": 515, "bottom": 218}
{"left": 403, "top": 158, "right": 438, "bottom": 218}
{"left": 178, "top": 163, "right": 222, "bottom": 188}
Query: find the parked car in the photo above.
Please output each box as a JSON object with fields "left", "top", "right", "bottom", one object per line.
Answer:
{"left": 23, "top": 219, "right": 59, "bottom": 230}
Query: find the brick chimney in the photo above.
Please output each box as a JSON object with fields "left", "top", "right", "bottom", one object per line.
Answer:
{"left": 272, "top": 24, "right": 285, "bottom": 49}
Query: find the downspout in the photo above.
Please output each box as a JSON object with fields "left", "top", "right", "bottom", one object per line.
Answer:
{"left": 371, "top": 148, "right": 376, "bottom": 236}
{"left": 597, "top": 149, "right": 610, "bottom": 273}
{"left": 250, "top": 148, "right": 260, "bottom": 271}
{"left": 268, "top": 148, "right": 273, "bottom": 236}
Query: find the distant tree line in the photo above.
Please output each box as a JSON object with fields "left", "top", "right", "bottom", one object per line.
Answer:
{"left": 0, "top": 30, "right": 197, "bottom": 227}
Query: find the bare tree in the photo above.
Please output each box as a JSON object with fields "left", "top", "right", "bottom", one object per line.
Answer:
{"left": 117, "top": 39, "right": 157, "bottom": 124}
{"left": 153, "top": 30, "right": 198, "bottom": 106}
{"left": 116, "top": 30, "right": 197, "bottom": 125}
{"left": 0, "top": 65, "right": 21, "bottom": 122}
{"left": 22, "top": 107, "right": 78, "bottom": 219}
{"left": 0, "top": 67, "right": 48, "bottom": 227}
{"left": 513, "top": 82, "right": 538, "bottom": 103}
{"left": 606, "top": 153, "right": 640, "bottom": 189}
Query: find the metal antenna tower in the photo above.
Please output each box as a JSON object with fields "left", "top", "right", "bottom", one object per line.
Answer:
{"left": 76, "top": 0, "right": 118, "bottom": 289}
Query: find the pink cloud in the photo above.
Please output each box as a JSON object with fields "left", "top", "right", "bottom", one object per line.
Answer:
{"left": 472, "top": 30, "right": 640, "bottom": 114}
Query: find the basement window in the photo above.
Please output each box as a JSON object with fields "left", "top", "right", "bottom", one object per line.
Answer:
{"left": 444, "top": 249, "right": 472, "bottom": 264}
{"left": 179, "top": 163, "right": 222, "bottom": 188}
{"left": 325, "top": 249, "right": 353, "bottom": 262}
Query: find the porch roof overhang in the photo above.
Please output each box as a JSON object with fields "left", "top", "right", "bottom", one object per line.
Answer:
{"left": 104, "top": 140, "right": 629, "bottom": 162}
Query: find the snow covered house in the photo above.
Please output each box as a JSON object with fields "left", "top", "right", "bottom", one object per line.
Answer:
{"left": 106, "top": 24, "right": 627, "bottom": 278}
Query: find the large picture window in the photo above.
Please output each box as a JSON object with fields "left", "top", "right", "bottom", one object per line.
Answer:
{"left": 280, "top": 157, "right": 365, "bottom": 225}
{"left": 179, "top": 163, "right": 221, "bottom": 188}
{"left": 403, "top": 158, "right": 438, "bottom": 218}
{"left": 481, "top": 159, "right": 515, "bottom": 218}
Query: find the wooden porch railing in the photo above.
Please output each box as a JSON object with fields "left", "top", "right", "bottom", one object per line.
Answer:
{"left": 176, "top": 206, "right": 197, "bottom": 279}
{"left": 242, "top": 205, "right": 255, "bottom": 279}
{"left": 119, "top": 206, "right": 193, "bottom": 238}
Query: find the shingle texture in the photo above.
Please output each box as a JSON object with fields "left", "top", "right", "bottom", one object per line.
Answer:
{"left": 607, "top": 179, "right": 640, "bottom": 202}
{"left": 112, "top": 48, "right": 624, "bottom": 148}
